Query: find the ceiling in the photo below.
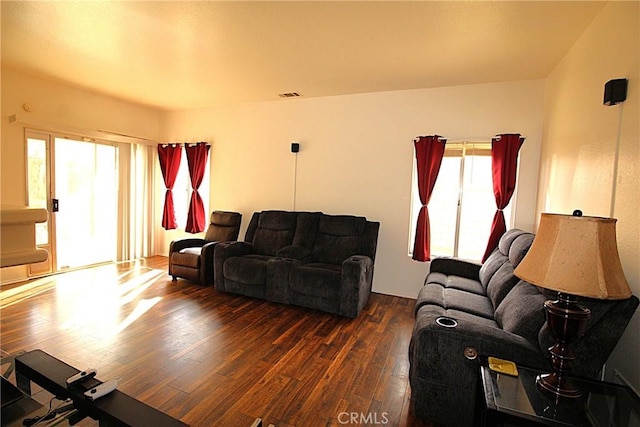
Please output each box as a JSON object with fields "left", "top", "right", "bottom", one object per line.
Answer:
{"left": 1, "top": 1, "right": 607, "bottom": 111}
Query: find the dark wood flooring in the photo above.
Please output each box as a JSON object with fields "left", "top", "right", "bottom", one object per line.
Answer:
{"left": 0, "top": 257, "right": 431, "bottom": 426}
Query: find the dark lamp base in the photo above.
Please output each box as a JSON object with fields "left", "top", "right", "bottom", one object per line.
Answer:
{"left": 538, "top": 292, "right": 591, "bottom": 400}
{"left": 536, "top": 372, "right": 582, "bottom": 398}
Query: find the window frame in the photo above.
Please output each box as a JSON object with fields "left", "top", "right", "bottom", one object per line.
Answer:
{"left": 169, "top": 145, "right": 211, "bottom": 232}
{"left": 408, "top": 140, "right": 515, "bottom": 261}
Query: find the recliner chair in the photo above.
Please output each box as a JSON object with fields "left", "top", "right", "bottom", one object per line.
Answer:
{"left": 169, "top": 211, "right": 242, "bottom": 285}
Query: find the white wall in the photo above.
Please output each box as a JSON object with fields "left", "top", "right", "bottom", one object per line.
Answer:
{"left": 537, "top": 2, "right": 639, "bottom": 391}
{"left": 160, "top": 80, "right": 545, "bottom": 298}
{"left": 0, "top": 68, "right": 164, "bottom": 282}
{"left": 0, "top": 69, "right": 545, "bottom": 294}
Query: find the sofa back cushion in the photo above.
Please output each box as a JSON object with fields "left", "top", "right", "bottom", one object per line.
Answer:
{"left": 252, "top": 211, "right": 298, "bottom": 256}
{"left": 495, "top": 281, "right": 547, "bottom": 343}
{"left": 204, "top": 211, "right": 242, "bottom": 242}
{"left": 311, "top": 215, "right": 370, "bottom": 265}
{"left": 479, "top": 229, "right": 535, "bottom": 308}
{"left": 292, "top": 212, "right": 322, "bottom": 249}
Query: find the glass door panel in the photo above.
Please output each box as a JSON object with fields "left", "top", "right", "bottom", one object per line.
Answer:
{"left": 26, "top": 134, "right": 54, "bottom": 276}
{"left": 54, "top": 138, "right": 117, "bottom": 270}
{"left": 27, "top": 137, "right": 49, "bottom": 245}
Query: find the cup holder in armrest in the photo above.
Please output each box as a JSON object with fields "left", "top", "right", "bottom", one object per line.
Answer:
{"left": 435, "top": 316, "right": 458, "bottom": 328}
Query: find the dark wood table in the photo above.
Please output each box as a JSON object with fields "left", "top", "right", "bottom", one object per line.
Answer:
{"left": 478, "top": 360, "right": 640, "bottom": 426}
{"left": 15, "top": 349, "right": 188, "bottom": 427}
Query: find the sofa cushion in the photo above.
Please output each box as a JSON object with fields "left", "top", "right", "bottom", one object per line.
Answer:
{"left": 319, "top": 215, "right": 366, "bottom": 236}
{"left": 480, "top": 229, "right": 533, "bottom": 288}
{"left": 507, "top": 232, "right": 535, "bottom": 266}
{"left": 426, "top": 272, "right": 485, "bottom": 296}
{"left": 495, "top": 281, "right": 547, "bottom": 343}
{"left": 485, "top": 263, "right": 520, "bottom": 309}
{"left": 292, "top": 212, "right": 321, "bottom": 248}
{"left": 276, "top": 245, "right": 312, "bottom": 261}
{"left": 289, "top": 263, "right": 341, "bottom": 299}
{"left": 180, "top": 247, "right": 202, "bottom": 256}
{"left": 223, "top": 255, "right": 270, "bottom": 285}
{"left": 252, "top": 211, "right": 297, "bottom": 256}
{"left": 446, "top": 309, "right": 500, "bottom": 329}
{"left": 478, "top": 249, "right": 506, "bottom": 290}
{"left": 204, "top": 211, "right": 242, "bottom": 242}
{"left": 311, "top": 216, "right": 367, "bottom": 265}
{"left": 480, "top": 229, "right": 535, "bottom": 308}
{"left": 171, "top": 251, "right": 200, "bottom": 268}
{"left": 416, "top": 284, "right": 495, "bottom": 320}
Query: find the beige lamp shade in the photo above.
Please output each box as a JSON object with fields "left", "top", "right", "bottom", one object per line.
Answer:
{"left": 514, "top": 213, "right": 632, "bottom": 300}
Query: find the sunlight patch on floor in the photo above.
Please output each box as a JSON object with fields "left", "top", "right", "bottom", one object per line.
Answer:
{"left": 0, "top": 263, "right": 168, "bottom": 339}
{"left": 111, "top": 297, "right": 163, "bottom": 337}
{"left": 56, "top": 268, "right": 166, "bottom": 339}
{"left": 0, "top": 276, "right": 58, "bottom": 309}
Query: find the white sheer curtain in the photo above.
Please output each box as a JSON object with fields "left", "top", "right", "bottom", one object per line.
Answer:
{"left": 118, "top": 143, "right": 155, "bottom": 261}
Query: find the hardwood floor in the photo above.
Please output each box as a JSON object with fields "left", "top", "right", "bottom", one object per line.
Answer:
{"left": 0, "top": 257, "right": 431, "bottom": 427}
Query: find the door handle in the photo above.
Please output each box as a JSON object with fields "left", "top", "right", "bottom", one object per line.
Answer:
{"left": 52, "top": 199, "right": 59, "bottom": 212}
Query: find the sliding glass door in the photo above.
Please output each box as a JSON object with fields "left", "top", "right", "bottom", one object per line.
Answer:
{"left": 54, "top": 138, "right": 118, "bottom": 270}
{"left": 26, "top": 132, "right": 118, "bottom": 274}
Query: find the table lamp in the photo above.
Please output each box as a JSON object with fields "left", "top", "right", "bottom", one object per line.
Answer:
{"left": 514, "top": 210, "right": 632, "bottom": 399}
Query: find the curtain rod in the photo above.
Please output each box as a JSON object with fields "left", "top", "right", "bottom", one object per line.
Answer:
{"left": 159, "top": 142, "right": 210, "bottom": 148}
{"left": 8, "top": 113, "right": 159, "bottom": 145}
{"left": 96, "top": 129, "right": 156, "bottom": 142}
{"left": 415, "top": 134, "right": 527, "bottom": 143}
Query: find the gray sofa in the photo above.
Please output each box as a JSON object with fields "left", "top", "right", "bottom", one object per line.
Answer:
{"left": 214, "top": 210, "right": 380, "bottom": 318}
{"left": 408, "top": 229, "right": 639, "bottom": 426}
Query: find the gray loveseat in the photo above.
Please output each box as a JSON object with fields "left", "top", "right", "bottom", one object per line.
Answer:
{"left": 214, "top": 210, "right": 380, "bottom": 318}
{"left": 408, "top": 229, "right": 639, "bottom": 426}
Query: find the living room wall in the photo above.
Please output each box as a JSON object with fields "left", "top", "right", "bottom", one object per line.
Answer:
{"left": 537, "top": 1, "right": 639, "bottom": 391}
{"left": 160, "top": 79, "right": 545, "bottom": 299}
{"left": 0, "top": 68, "right": 544, "bottom": 295}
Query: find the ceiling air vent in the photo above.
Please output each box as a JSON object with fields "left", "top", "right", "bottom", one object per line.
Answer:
{"left": 278, "top": 92, "right": 302, "bottom": 98}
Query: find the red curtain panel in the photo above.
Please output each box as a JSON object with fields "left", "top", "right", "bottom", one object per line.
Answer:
{"left": 412, "top": 135, "right": 447, "bottom": 262}
{"left": 482, "top": 134, "right": 525, "bottom": 262}
{"left": 185, "top": 143, "right": 210, "bottom": 233}
{"left": 157, "top": 144, "right": 182, "bottom": 230}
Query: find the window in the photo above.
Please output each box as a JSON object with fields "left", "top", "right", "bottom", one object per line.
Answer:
{"left": 409, "top": 141, "right": 513, "bottom": 261}
{"left": 172, "top": 150, "right": 210, "bottom": 230}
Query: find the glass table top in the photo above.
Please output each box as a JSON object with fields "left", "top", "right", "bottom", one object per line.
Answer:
{"left": 482, "top": 363, "right": 640, "bottom": 427}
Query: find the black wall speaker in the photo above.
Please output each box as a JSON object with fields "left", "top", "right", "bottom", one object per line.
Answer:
{"left": 291, "top": 142, "right": 300, "bottom": 153}
{"left": 603, "top": 78, "right": 628, "bottom": 106}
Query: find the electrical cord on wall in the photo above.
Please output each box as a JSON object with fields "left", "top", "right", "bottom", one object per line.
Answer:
{"left": 292, "top": 150, "right": 298, "bottom": 211}
{"left": 609, "top": 102, "right": 624, "bottom": 218}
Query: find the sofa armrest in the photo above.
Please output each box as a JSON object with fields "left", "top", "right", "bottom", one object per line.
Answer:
{"left": 411, "top": 306, "right": 545, "bottom": 370}
{"left": 169, "top": 238, "right": 206, "bottom": 276}
{"left": 213, "top": 241, "right": 255, "bottom": 291}
{"left": 339, "top": 255, "right": 374, "bottom": 318}
{"left": 428, "top": 257, "right": 481, "bottom": 282}
{"left": 409, "top": 305, "right": 546, "bottom": 426}
{"left": 169, "top": 238, "right": 206, "bottom": 254}
{"left": 276, "top": 245, "right": 312, "bottom": 261}
{"left": 215, "top": 241, "right": 254, "bottom": 258}
{"left": 199, "top": 241, "right": 222, "bottom": 285}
